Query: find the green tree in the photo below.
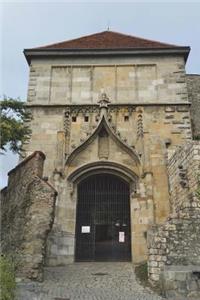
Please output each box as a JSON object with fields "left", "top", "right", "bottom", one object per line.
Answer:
{"left": 0, "top": 97, "right": 31, "bottom": 154}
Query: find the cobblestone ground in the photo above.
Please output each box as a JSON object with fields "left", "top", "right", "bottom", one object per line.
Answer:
{"left": 16, "top": 263, "right": 165, "bottom": 300}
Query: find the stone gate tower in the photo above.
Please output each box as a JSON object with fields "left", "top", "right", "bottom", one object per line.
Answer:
{"left": 23, "top": 31, "right": 192, "bottom": 266}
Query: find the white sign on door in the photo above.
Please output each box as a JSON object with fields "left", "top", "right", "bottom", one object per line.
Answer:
{"left": 81, "top": 226, "right": 90, "bottom": 233}
{"left": 119, "top": 231, "right": 125, "bottom": 243}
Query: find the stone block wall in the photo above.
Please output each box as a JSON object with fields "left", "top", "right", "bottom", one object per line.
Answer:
{"left": 161, "top": 266, "right": 200, "bottom": 298}
{"left": 27, "top": 55, "right": 187, "bottom": 105}
{"left": 186, "top": 74, "right": 200, "bottom": 139}
{"left": 147, "top": 141, "right": 200, "bottom": 282}
{"left": 1, "top": 151, "right": 57, "bottom": 281}
{"left": 168, "top": 141, "right": 200, "bottom": 212}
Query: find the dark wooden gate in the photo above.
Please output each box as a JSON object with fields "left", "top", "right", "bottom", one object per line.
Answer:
{"left": 75, "top": 174, "right": 131, "bottom": 261}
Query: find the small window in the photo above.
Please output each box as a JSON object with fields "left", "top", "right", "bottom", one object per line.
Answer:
{"left": 72, "top": 116, "right": 77, "bottom": 122}
{"left": 84, "top": 116, "right": 89, "bottom": 122}
{"left": 124, "top": 116, "right": 129, "bottom": 122}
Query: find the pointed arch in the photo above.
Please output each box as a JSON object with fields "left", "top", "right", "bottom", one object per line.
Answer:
{"left": 67, "top": 160, "right": 139, "bottom": 184}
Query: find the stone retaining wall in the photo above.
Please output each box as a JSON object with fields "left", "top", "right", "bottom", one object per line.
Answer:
{"left": 186, "top": 74, "right": 200, "bottom": 139}
{"left": 161, "top": 266, "right": 200, "bottom": 298}
{"left": 168, "top": 141, "right": 200, "bottom": 212}
{"left": 1, "top": 151, "right": 57, "bottom": 281}
{"left": 147, "top": 141, "right": 200, "bottom": 283}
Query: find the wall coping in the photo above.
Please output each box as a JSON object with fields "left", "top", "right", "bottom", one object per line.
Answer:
{"left": 168, "top": 141, "right": 200, "bottom": 164}
{"left": 164, "top": 265, "right": 200, "bottom": 272}
{"left": 7, "top": 151, "right": 46, "bottom": 176}
{"left": 186, "top": 74, "right": 200, "bottom": 77}
{"left": 26, "top": 102, "right": 191, "bottom": 108}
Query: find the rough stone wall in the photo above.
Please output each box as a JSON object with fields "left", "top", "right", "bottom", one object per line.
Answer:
{"left": 148, "top": 141, "right": 200, "bottom": 282}
{"left": 161, "top": 265, "right": 200, "bottom": 298}
{"left": 1, "top": 151, "right": 57, "bottom": 281}
{"left": 186, "top": 74, "right": 200, "bottom": 139}
{"left": 168, "top": 141, "right": 200, "bottom": 212}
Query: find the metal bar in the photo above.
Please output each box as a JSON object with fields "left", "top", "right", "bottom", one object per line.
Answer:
{"left": 75, "top": 174, "right": 131, "bottom": 261}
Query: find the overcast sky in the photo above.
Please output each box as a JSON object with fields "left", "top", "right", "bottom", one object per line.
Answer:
{"left": 1, "top": 1, "right": 200, "bottom": 188}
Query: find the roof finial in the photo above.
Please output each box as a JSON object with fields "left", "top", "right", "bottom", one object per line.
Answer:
{"left": 107, "top": 20, "right": 110, "bottom": 31}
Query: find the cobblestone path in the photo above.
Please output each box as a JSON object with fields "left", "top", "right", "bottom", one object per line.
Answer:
{"left": 16, "top": 263, "right": 164, "bottom": 300}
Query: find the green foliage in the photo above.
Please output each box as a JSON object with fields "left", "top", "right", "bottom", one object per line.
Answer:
{"left": 0, "top": 96, "right": 32, "bottom": 154}
{"left": 135, "top": 261, "right": 162, "bottom": 295}
{"left": 135, "top": 261, "right": 148, "bottom": 284}
{"left": 193, "top": 135, "right": 200, "bottom": 141}
{"left": 0, "top": 256, "right": 16, "bottom": 300}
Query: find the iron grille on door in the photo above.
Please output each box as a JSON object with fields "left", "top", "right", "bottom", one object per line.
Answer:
{"left": 75, "top": 173, "right": 131, "bottom": 261}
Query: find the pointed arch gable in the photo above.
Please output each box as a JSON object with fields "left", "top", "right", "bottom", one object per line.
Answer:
{"left": 66, "top": 116, "right": 140, "bottom": 166}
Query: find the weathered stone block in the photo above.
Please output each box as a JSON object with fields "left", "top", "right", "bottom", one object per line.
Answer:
{"left": 1, "top": 152, "right": 57, "bottom": 281}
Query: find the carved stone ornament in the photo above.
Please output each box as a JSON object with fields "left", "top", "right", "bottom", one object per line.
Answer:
{"left": 98, "top": 92, "right": 110, "bottom": 108}
{"left": 98, "top": 92, "right": 110, "bottom": 118}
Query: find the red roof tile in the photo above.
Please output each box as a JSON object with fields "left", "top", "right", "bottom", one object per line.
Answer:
{"left": 34, "top": 30, "right": 179, "bottom": 50}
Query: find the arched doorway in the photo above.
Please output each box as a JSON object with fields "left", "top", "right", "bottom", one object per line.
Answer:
{"left": 75, "top": 173, "right": 131, "bottom": 261}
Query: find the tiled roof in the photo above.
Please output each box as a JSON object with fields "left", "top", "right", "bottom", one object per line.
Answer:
{"left": 34, "top": 30, "right": 179, "bottom": 50}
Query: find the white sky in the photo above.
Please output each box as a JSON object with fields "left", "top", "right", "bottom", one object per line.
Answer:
{"left": 1, "top": 1, "right": 200, "bottom": 188}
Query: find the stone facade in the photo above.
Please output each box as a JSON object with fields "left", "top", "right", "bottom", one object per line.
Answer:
{"left": 1, "top": 151, "right": 57, "bottom": 281}
{"left": 147, "top": 141, "right": 200, "bottom": 295}
{"left": 3, "top": 32, "right": 200, "bottom": 282}
{"left": 186, "top": 74, "right": 200, "bottom": 139}
{"left": 22, "top": 42, "right": 195, "bottom": 266}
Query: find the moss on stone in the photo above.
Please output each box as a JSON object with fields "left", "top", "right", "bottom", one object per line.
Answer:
{"left": 0, "top": 256, "right": 16, "bottom": 300}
